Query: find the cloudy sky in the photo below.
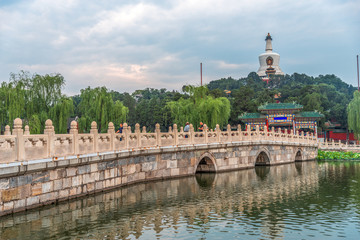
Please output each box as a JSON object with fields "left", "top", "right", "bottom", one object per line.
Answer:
{"left": 0, "top": 0, "right": 359, "bottom": 95}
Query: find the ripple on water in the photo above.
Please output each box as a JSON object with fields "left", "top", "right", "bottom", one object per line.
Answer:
{"left": 2, "top": 161, "right": 360, "bottom": 239}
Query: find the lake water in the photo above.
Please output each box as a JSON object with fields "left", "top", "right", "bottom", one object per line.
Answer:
{"left": 1, "top": 161, "right": 360, "bottom": 239}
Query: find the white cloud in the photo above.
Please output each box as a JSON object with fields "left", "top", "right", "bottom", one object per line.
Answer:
{"left": 0, "top": 0, "right": 359, "bottom": 94}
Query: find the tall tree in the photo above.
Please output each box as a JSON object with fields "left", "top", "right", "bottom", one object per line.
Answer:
{"left": 49, "top": 97, "right": 74, "bottom": 133}
{"left": 78, "top": 87, "right": 128, "bottom": 132}
{"left": 166, "top": 86, "right": 230, "bottom": 130}
{"left": 347, "top": 91, "right": 360, "bottom": 139}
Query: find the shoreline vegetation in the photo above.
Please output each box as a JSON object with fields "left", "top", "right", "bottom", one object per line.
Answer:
{"left": 317, "top": 150, "right": 360, "bottom": 160}
{"left": 1, "top": 71, "right": 357, "bottom": 135}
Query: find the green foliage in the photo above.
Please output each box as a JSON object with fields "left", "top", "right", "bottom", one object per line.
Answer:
{"left": 166, "top": 86, "right": 230, "bottom": 130}
{"left": 208, "top": 72, "right": 355, "bottom": 128}
{"left": 347, "top": 91, "right": 360, "bottom": 139}
{"left": 77, "top": 87, "right": 128, "bottom": 132}
{"left": 28, "top": 114, "right": 41, "bottom": 134}
{"left": 49, "top": 97, "right": 74, "bottom": 133}
{"left": 0, "top": 70, "right": 356, "bottom": 134}
{"left": 0, "top": 71, "right": 65, "bottom": 132}
{"left": 112, "top": 100, "right": 129, "bottom": 128}
{"left": 317, "top": 150, "right": 360, "bottom": 160}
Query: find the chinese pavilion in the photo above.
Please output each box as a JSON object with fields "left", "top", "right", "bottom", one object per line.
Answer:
{"left": 239, "top": 103, "right": 323, "bottom": 134}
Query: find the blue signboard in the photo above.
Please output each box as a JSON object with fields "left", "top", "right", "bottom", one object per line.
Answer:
{"left": 274, "top": 117, "right": 287, "bottom": 120}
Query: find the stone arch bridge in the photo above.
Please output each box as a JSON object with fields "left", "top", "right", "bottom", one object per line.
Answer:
{"left": 0, "top": 119, "right": 317, "bottom": 215}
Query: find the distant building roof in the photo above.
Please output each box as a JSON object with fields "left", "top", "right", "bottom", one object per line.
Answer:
{"left": 258, "top": 102, "right": 303, "bottom": 111}
{"left": 295, "top": 111, "right": 324, "bottom": 119}
{"left": 239, "top": 113, "right": 266, "bottom": 119}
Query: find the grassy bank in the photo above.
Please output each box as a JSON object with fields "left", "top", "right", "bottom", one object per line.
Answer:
{"left": 317, "top": 150, "right": 360, "bottom": 160}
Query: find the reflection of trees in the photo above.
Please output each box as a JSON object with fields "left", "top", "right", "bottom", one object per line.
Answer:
{"left": 2, "top": 161, "right": 360, "bottom": 239}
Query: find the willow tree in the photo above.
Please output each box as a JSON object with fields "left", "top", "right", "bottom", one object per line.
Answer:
{"left": 78, "top": 87, "right": 128, "bottom": 132}
{"left": 8, "top": 71, "right": 65, "bottom": 118}
{"left": 166, "top": 85, "right": 230, "bottom": 130}
{"left": 111, "top": 100, "right": 129, "bottom": 129}
{"left": 49, "top": 97, "right": 74, "bottom": 133}
{"left": 347, "top": 91, "right": 360, "bottom": 139}
{"left": 0, "top": 81, "right": 26, "bottom": 126}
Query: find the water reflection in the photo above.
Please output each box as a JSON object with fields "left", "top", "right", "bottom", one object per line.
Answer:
{"left": 1, "top": 161, "right": 360, "bottom": 239}
{"left": 195, "top": 173, "right": 216, "bottom": 188}
{"left": 255, "top": 165, "right": 271, "bottom": 180}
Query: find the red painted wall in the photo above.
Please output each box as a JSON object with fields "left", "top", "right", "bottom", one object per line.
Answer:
{"left": 318, "top": 131, "right": 355, "bottom": 141}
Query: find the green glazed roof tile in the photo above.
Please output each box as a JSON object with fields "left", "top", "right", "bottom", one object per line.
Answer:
{"left": 238, "top": 113, "right": 266, "bottom": 119}
{"left": 258, "top": 102, "right": 303, "bottom": 110}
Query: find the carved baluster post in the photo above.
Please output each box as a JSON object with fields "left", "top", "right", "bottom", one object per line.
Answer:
{"left": 173, "top": 124, "right": 178, "bottom": 146}
{"left": 204, "top": 124, "right": 208, "bottom": 143}
{"left": 247, "top": 124, "right": 251, "bottom": 141}
{"left": 298, "top": 131, "right": 303, "bottom": 143}
{"left": 135, "top": 123, "right": 141, "bottom": 148}
{"left": 155, "top": 123, "right": 161, "bottom": 147}
{"left": 255, "top": 125, "right": 260, "bottom": 141}
{"left": 271, "top": 127, "right": 275, "bottom": 141}
{"left": 70, "top": 120, "right": 79, "bottom": 155}
{"left": 4, "top": 125, "right": 11, "bottom": 135}
{"left": 44, "top": 119, "right": 55, "bottom": 158}
{"left": 24, "top": 125, "right": 30, "bottom": 135}
{"left": 189, "top": 124, "right": 194, "bottom": 144}
{"left": 216, "top": 124, "right": 221, "bottom": 142}
{"left": 141, "top": 126, "right": 147, "bottom": 147}
{"left": 90, "top": 121, "right": 98, "bottom": 152}
{"left": 264, "top": 125, "right": 268, "bottom": 140}
{"left": 237, "top": 124, "right": 242, "bottom": 141}
{"left": 226, "top": 124, "right": 230, "bottom": 141}
{"left": 107, "top": 122, "right": 115, "bottom": 151}
{"left": 13, "top": 118, "right": 24, "bottom": 161}
{"left": 123, "top": 123, "right": 129, "bottom": 149}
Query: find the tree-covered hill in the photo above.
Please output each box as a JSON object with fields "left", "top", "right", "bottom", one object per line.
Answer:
{"left": 0, "top": 71, "right": 356, "bottom": 134}
{"left": 208, "top": 72, "right": 357, "bottom": 128}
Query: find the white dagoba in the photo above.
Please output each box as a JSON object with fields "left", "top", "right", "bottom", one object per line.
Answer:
{"left": 257, "top": 33, "right": 284, "bottom": 77}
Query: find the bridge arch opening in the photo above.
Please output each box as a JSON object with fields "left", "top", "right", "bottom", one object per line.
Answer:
{"left": 196, "top": 157, "right": 216, "bottom": 173}
{"left": 295, "top": 150, "right": 302, "bottom": 161}
{"left": 255, "top": 151, "right": 270, "bottom": 166}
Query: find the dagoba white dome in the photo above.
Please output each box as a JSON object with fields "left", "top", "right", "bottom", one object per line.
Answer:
{"left": 257, "top": 33, "right": 284, "bottom": 77}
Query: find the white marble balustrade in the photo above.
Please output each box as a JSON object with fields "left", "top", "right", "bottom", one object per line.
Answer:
{"left": 0, "top": 118, "right": 320, "bottom": 163}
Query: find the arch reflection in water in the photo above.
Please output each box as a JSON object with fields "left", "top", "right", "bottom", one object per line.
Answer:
{"left": 195, "top": 173, "right": 216, "bottom": 188}
{"left": 255, "top": 165, "right": 271, "bottom": 180}
{"left": 1, "top": 161, "right": 360, "bottom": 240}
